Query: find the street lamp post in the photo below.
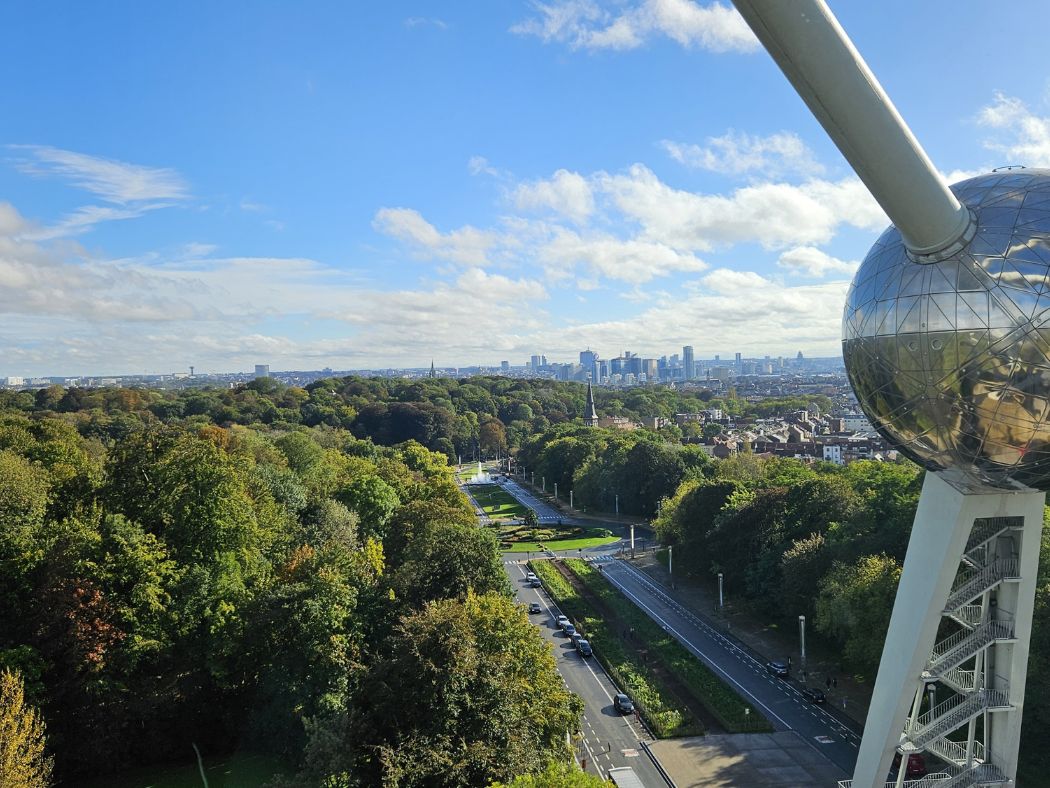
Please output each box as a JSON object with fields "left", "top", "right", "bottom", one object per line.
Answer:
{"left": 542, "top": 476, "right": 546, "bottom": 492}
{"left": 799, "top": 615, "right": 807, "bottom": 677}
{"left": 570, "top": 490, "right": 574, "bottom": 509}
{"left": 668, "top": 545, "right": 673, "bottom": 578}
{"left": 615, "top": 494, "right": 619, "bottom": 515}
{"left": 718, "top": 572, "right": 724, "bottom": 613}
{"left": 630, "top": 523, "right": 635, "bottom": 558}
{"left": 531, "top": 471, "right": 535, "bottom": 485}
{"left": 554, "top": 482, "right": 558, "bottom": 501}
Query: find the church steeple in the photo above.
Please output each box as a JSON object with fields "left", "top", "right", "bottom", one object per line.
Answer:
{"left": 584, "top": 381, "right": 599, "bottom": 427}
{"left": 429, "top": 360, "right": 436, "bottom": 378}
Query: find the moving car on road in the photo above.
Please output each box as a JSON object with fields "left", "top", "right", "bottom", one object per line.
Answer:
{"left": 766, "top": 660, "right": 790, "bottom": 678}
{"left": 613, "top": 693, "right": 635, "bottom": 714}
{"left": 800, "top": 687, "right": 826, "bottom": 704}
{"left": 527, "top": 602, "right": 542, "bottom": 614}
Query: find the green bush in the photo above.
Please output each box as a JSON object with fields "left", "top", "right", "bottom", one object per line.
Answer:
{"left": 563, "top": 558, "right": 772, "bottom": 733}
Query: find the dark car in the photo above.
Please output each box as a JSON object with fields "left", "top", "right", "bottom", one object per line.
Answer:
{"left": 614, "top": 693, "right": 635, "bottom": 714}
{"left": 576, "top": 639, "right": 593, "bottom": 657}
{"left": 766, "top": 660, "right": 790, "bottom": 678}
{"left": 893, "top": 753, "right": 927, "bottom": 779}
{"left": 801, "top": 687, "right": 826, "bottom": 704}
{"left": 563, "top": 623, "right": 576, "bottom": 638}
{"left": 528, "top": 602, "right": 542, "bottom": 614}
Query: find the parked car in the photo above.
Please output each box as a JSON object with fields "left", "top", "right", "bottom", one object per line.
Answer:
{"left": 563, "top": 623, "right": 577, "bottom": 637}
{"left": 766, "top": 660, "right": 790, "bottom": 678}
{"left": 528, "top": 602, "right": 542, "bottom": 614}
{"left": 614, "top": 693, "right": 635, "bottom": 714}
{"left": 800, "top": 687, "right": 826, "bottom": 704}
{"left": 576, "top": 639, "right": 593, "bottom": 657}
{"left": 570, "top": 632, "right": 583, "bottom": 646}
{"left": 556, "top": 615, "right": 569, "bottom": 629}
{"left": 892, "top": 753, "right": 927, "bottom": 779}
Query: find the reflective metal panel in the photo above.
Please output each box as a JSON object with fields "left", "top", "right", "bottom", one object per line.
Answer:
{"left": 843, "top": 170, "right": 1050, "bottom": 491}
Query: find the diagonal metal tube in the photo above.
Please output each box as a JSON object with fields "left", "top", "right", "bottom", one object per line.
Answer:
{"left": 730, "top": 0, "right": 971, "bottom": 257}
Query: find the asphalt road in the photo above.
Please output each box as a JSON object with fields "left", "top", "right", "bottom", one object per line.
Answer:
{"left": 504, "top": 559, "right": 670, "bottom": 786}
{"left": 501, "top": 475, "right": 573, "bottom": 523}
{"left": 599, "top": 558, "right": 862, "bottom": 776}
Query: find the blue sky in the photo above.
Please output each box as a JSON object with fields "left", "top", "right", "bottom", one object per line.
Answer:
{"left": 3, "top": 0, "right": 1050, "bottom": 375}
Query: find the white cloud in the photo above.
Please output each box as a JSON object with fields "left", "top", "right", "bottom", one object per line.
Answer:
{"left": 537, "top": 227, "right": 706, "bottom": 283}
{"left": 468, "top": 155, "right": 501, "bottom": 177}
{"left": 405, "top": 17, "right": 449, "bottom": 29}
{"left": 662, "top": 130, "right": 824, "bottom": 178}
{"left": 976, "top": 93, "right": 1050, "bottom": 167}
{"left": 372, "top": 207, "right": 496, "bottom": 266}
{"left": 512, "top": 0, "right": 757, "bottom": 53}
{"left": 777, "top": 246, "right": 859, "bottom": 278}
{"left": 513, "top": 169, "right": 595, "bottom": 223}
{"left": 599, "top": 164, "right": 885, "bottom": 251}
{"left": 10, "top": 145, "right": 189, "bottom": 203}
{"left": 534, "top": 272, "right": 849, "bottom": 359}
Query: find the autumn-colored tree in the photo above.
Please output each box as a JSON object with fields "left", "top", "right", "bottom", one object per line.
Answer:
{"left": 0, "top": 668, "right": 53, "bottom": 787}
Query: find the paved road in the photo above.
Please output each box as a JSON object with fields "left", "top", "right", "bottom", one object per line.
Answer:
{"left": 504, "top": 558, "right": 670, "bottom": 786}
{"left": 501, "top": 475, "right": 574, "bottom": 523}
{"left": 599, "top": 558, "right": 862, "bottom": 776}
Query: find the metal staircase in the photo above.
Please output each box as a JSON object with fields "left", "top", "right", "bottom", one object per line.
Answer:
{"left": 905, "top": 689, "right": 1010, "bottom": 749}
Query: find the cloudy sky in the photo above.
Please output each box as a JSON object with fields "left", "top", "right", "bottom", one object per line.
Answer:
{"left": 3, "top": 1, "right": 1050, "bottom": 375}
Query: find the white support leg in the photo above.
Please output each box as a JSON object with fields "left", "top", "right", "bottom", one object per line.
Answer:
{"left": 850, "top": 472, "right": 1045, "bottom": 787}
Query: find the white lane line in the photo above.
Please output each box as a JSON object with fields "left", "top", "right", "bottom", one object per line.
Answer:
{"left": 601, "top": 566, "right": 792, "bottom": 730}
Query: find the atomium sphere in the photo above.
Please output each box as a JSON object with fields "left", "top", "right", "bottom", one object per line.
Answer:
{"left": 843, "top": 169, "right": 1050, "bottom": 491}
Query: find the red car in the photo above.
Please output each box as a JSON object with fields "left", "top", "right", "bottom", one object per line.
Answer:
{"left": 892, "top": 753, "right": 927, "bottom": 779}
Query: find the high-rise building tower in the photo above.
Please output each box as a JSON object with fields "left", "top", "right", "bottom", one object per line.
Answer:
{"left": 683, "top": 345, "right": 695, "bottom": 380}
{"left": 530, "top": 354, "right": 542, "bottom": 370}
{"left": 579, "top": 349, "right": 599, "bottom": 382}
{"left": 735, "top": 351, "right": 743, "bottom": 367}
{"left": 583, "top": 381, "right": 599, "bottom": 427}
{"left": 254, "top": 364, "right": 270, "bottom": 378}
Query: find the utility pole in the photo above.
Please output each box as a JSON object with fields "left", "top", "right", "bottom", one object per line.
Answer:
{"left": 799, "top": 615, "right": 807, "bottom": 676}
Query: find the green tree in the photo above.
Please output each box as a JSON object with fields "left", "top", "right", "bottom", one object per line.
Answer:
{"left": 491, "top": 760, "right": 606, "bottom": 787}
{"left": 300, "top": 591, "right": 581, "bottom": 787}
{"left": 0, "top": 668, "right": 54, "bottom": 787}
{"left": 815, "top": 554, "right": 901, "bottom": 678}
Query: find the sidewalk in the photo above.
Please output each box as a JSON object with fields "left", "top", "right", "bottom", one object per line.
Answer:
{"left": 630, "top": 552, "right": 874, "bottom": 729}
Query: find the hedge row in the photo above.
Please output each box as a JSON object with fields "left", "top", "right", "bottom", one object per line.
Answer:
{"left": 563, "top": 558, "right": 773, "bottom": 733}
{"left": 528, "top": 559, "right": 703, "bottom": 738}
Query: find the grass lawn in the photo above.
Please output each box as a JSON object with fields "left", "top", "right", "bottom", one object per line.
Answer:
{"left": 494, "top": 523, "right": 619, "bottom": 552}
{"left": 81, "top": 751, "right": 291, "bottom": 788}
{"left": 469, "top": 483, "right": 530, "bottom": 519}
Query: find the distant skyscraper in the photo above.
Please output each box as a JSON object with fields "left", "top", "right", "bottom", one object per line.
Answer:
{"left": 683, "top": 346, "right": 695, "bottom": 380}
{"left": 530, "top": 354, "right": 542, "bottom": 370}
{"left": 579, "top": 348, "right": 599, "bottom": 382}
{"left": 735, "top": 352, "right": 742, "bottom": 367}
{"left": 254, "top": 364, "right": 270, "bottom": 378}
{"left": 501, "top": 360, "right": 509, "bottom": 371}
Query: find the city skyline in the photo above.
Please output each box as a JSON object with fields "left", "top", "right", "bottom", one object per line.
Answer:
{"left": 4, "top": 2, "right": 1050, "bottom": 375}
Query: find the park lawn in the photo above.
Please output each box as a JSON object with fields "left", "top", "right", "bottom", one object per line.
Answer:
{"left": 493, "top": 521, "right": 618, "bottom": 552}
{"left": 470, "top": 483, "right": 530, "bottom": 519}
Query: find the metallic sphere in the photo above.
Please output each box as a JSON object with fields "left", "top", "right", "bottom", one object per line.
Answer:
{"left": 843, "top": 169, "right": 1050, "bottom": 491}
